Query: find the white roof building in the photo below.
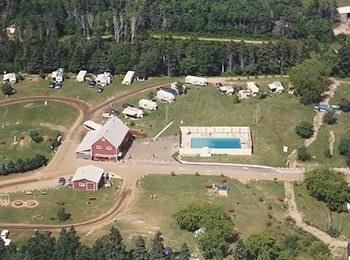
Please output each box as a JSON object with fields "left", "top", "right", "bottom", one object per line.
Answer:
{"left": 246, "top": 82, "right": 259, "bottom": 95}
{"left": 72, "top": 165, "right": 105, "bottom": 183}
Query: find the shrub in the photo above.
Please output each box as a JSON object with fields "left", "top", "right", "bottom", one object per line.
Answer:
{"left": 295, "top": 122, "right": 314, "bottom": 138}
{"left": 29, "top": 130, "right": 43, "bottom": 143}
{"left": 297, "top": 146, "right": 311, "bottom": 161}
{"left": 323, "top": 110, "right": 337, "bottom": 125}
{"left": 339, "top": 97, "right": 350, "bottom": 112}
{"left": 339, "top": 139, "right": 350, "bottom": 156}
{"left": 323, "top": 148, "right": 332, "bottom": 158}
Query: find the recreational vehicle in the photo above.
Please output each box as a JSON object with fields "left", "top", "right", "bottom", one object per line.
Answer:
{"left": 122, "top": 106, "right": 144, "bottom": 118}
{"left": 76, "top": 70, "right": 87, "bottom": 82}
{"left": 157, "top": 90, "right": 175, "bottom": 103}
{"left": 122, "top": 71, "right": 135, "bottom": 85}
{"left": 185, "top": 75, "right": 208, "bottom": 86}
{"left": 139, "top": 99, "right": 158, "bottom": 110}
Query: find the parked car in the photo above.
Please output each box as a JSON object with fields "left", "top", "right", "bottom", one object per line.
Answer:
{"left": 55, "top": 82, "right": 62, "bottom": 89}
{"left": 88, "top": 80, "right": 96, "bottom": 88}
{"left": 68, "top": 176, "right": 73, "bottom": 185}
{"left": 48, "top": 82, "right": 55, "bottom": 88}
{"left": 97, "top": 86, "right": 104, "bottom": 93}
{"left": 58, "top": 177, "right": 65, "bottom": 186}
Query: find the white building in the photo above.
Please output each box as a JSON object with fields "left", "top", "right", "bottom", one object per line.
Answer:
{"left": 246, "top": 82, "right": 259, "bottom": 96}
{"left": 268, "top": 81, "right": 284, "bottom": 93}
{"left": 2, "top": 73, "right": 16, "bottom": 84}
{"left": 122, "top": 106, "right": 144, "bottom": 118}
{"left": 96, "top": 72, "right": 112, "bottom": 86}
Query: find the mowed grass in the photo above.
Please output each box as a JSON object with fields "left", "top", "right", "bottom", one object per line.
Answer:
{"left": 295, "top": 182, "right": 350, "bottom": 239}
{"left": 0, "top": 101, "right": 78, "bottom": 163}
{"left": 0, "top": 179, "right": 121, "bottom": 224}
{"left": 123, "top": 174, "right": 287, "bottom": 250}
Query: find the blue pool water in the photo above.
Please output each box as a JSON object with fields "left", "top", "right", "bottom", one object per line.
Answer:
{"left": 191, "top": 137, "right": 241, "bottom": 149}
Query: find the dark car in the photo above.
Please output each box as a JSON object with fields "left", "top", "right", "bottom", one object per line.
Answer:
{"left": 88, "top": 80, "right": 96, "bottom": 88}
{"left": 58, "top": 177, "right": 65, "bottom": 186}
{"left": 122, "top": 103, "right": 134, "bottom": 108}
{"left": 97, "top": 86, "right": 104, "bottom": 93}
{"left": 55, "top": 82, "right": 62, "bottom": 89}
{"left": 48, "top": 82, "right": 55, "bottom": 88}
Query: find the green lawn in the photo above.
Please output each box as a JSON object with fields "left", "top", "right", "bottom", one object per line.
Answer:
{"left": 0, "top": 101, "right": 78, "bottom": 163}
{"left": 0, "top": 179, "right": 121, "bottom": 224}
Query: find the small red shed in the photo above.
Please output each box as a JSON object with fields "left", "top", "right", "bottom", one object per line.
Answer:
{"left": 72, "top": 165, "right": 105, "bottom": 191}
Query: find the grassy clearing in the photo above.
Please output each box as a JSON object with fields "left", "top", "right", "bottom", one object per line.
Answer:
{"left": 0, "top": 179, "right": 121, "bottom": 224}
{"left": 0, "top": 101, "right": 78, "bottom": 163}
{"left": 122, "top": 174, "right": 287, "bottom": 250}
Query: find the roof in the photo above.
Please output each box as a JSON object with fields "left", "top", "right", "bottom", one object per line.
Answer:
{"left": 268, "top": 81, "right": 284, "bottom": 90}
{"left": 247, "top": 82, "right": 259, "bottom": 93}
{"left": 76, "top": 117, "right": 129, "bottom": 152}
{"left": 83, "top": 120, "right": 103, "bottom": 130}
{"left": 72, "top": 165, "right": 104, "bottom": 183}
{"left": 338, "top": 6, "right": 350, "bottom": 14}
{"left": 122, "top": 106, "right": 143, "bottom": 117}
{"left": 77, "top": 70, "right": 87, "bottom": 81}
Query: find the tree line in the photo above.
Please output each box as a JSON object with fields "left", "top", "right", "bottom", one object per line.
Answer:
{"left": 0, "top": 0, "right": 349, "bottom": 79}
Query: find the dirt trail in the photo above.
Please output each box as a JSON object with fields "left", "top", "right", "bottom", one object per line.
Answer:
{"left": 287, "top": 80, "right": 338, "bottom": 168}
{"left": 284, "top": 182, "right": 347, "bottom": 257}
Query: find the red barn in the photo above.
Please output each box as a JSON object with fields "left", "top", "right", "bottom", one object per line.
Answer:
{"left": 72, "top": 165, "right": 105, "bottom": 191}
{"left": 75, "top": 117, "right": 131, "bottom": 161}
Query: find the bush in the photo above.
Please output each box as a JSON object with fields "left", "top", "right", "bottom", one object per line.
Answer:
{"left": 339, "top": 97, "right": 350, "bottom": 112}
{"left": 29, "top": 130, "right": 43, "bottom": 143}
{"left": 295, "top": 122, "right": 314, "bottom": 138}
{"left": 323, "top": 148, "right": 332, "bottom": 158}
{"left": 323, "top": 110, "right": 337, "bottom": 125}
{"left": 338, "top": 139, "right": 350, "bottom": 156}
{"left": 297, "top": 146, "right": 311, "bottom": 161}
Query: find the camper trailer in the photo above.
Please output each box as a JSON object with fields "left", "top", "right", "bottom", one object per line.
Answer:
{"left": 139, "top": 99, "right": 158, "bottom": 110}
{"left": 171, "top": 82, "right": 187, "bottom": 95}
{"left": 96, "top": 72, "right": 112, "bottom": 86}
{"left": 185, "top": 75, "right": 208, "bottom": 86}
{"left": 76, "top": 70, "right": 87, "bottom": 82}
{"left": 122, "top": 106, "right": 144, "bottom": 118}
{"left": 122, "top": 71, "right": 135, "bottom": 85}
{"left": 157, "top": 90, "right": 175, "bottom": 103}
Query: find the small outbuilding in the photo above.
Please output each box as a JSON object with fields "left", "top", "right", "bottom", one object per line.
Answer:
{"left": 122, "top": 70, "right": 135, "bottom": 85}
{"left": 338, "top": 6, "right": 350, "bottom": 21}
{"left": 246, "top": 82, "right": 259, "bottom": 96}
{"left": 2, "top": 73, "right": 16, "bottom": 84}
{"left": 96, "top": 72, "right": 112, "bottom": 86}
{"left": 268, "top": 81, "right": 284, "bottom": 93}
{"left": 72, "top": 165, "right": 105, "bottom": 191}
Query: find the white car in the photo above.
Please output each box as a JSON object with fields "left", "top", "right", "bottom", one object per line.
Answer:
{"left": 1, "top": 229, "right": 9, "bottom": 239}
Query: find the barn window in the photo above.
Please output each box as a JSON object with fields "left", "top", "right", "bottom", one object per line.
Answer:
{"left": 106, "top": 146, "right": 112, "bottom": 150}
{"left": 96, "top": 145, "right": 102, "bottom": 150}
{"left": 79, "top": 183, "right": 85, "bottom": 187}
{"left": 101, "top": 138, "right": 105, "bottom": 141}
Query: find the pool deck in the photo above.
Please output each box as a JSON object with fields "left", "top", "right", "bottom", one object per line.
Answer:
{"left": 179, "top": 126, "right": 252, "bottom": 156}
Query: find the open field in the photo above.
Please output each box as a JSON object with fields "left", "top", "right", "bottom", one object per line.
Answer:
{"left": 0, "top": 178, "right": 121, "bottom": 225}
{"left": 0, "top": 101, "right": 78, "bottom": 163}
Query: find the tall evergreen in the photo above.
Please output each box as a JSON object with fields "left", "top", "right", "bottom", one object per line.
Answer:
{"left": 133, "top": 235, "right": 150, "bottom": 260}
{"left": 149, "top": 231, "right": 166, "bottom": 260}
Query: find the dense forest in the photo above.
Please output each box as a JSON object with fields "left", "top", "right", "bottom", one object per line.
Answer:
{"left": 0, "top": 0, "right": 349, "bottom": 78}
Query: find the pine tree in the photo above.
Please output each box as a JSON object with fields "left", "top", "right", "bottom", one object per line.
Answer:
{"left": 149, "top": 231, "right": 165, "bottom": 260}
{"left": 133, "top": 235, "right": 150, "bottom": 260}
{"left": 178, "top": 242, "right": 190, "bottom": 260}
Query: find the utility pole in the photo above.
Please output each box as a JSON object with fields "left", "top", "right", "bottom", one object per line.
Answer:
{"left": 165, "top": 106, "right": 168, "bottom": 123}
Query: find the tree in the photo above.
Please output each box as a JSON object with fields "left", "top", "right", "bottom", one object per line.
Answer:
{"left": 133, "top": 236, "right": 149, "bottom": 260}
{"left": 323, "top": 110, "right": 336, "bottom": 125}
{"left": 173, "top": 202, "right": 203, "bottom": 232}
{"left": 297, "top": 146, "right": 311, "bottom": 161}
{"left": 52, "top": 227, "right": 81, "bottom": 260}
{"left": 338, "top": 138, "right": 350, "bottom": 157}
{"left": 57, "top": 207, "right": 71, "bottom": 221}
{"left": 21, "top": 230, "right": 56, "bottom": 260}
{"left": 304, "top": 167, "right": 350, "bottom": 211}
{"left": 1, "top": 83, "right": 15, "bottom": 96}
{"left": 178, "top": 242, "right": 190, "bottom": 260}
{"left": 338, "top": 97, "right": 350, "bottom": 112}
{"left": 29, "top": 130, "right": 43, "bottom": 143}
{"left": 295, "top": 121, "right": 314, "bottom": 138}
{"left": 233, "top": 238, "right": 248, "bottom": 260}
{"left": 103, "top": 226, "right": 127, "bottom": 260}
{"left": 289, "top": 56, "right": 331, "bottom": 104}
{"left": 245, "top": 231, "right": 280, "bottom": 260}
{"left": 149, "top": 231, "right": 165, "bottom": 260}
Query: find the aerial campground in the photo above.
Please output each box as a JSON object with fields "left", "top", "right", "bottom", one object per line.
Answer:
{"left": 1, "top": 1, "right": 350, "bottom": 260}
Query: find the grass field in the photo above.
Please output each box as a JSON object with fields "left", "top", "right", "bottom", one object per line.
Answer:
{"left": 0, "top": 178, "right": 121, "bottom": 224}
{"left": 0, "top": 101, "right": 78, "bottom": 163}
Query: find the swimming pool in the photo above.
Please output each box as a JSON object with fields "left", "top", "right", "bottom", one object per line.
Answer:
{"left": 191, "top": 137, "right": 241, "bottom": 149}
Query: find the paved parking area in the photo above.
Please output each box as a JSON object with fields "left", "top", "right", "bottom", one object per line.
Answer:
{"left": 125, "top": 136, "right": 179, "bottom": 163}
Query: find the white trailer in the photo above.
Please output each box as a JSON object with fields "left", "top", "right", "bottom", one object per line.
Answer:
{"left": 156, "top": 89, "right": 175, "bottom": 103}
{"left": 139, "top": 99, "right": 158, "bottom": 110}
{"left": 122, "top": 70, "right": 135, "bottom": 85}
{"left": 76, "top": 70, "right": 87, "bottom": 82}
{"left": 185, "top": 75, "right": 208, "bottom": 86}
{"left": 122, "top": 106, "right": 144, "bottom": 118}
